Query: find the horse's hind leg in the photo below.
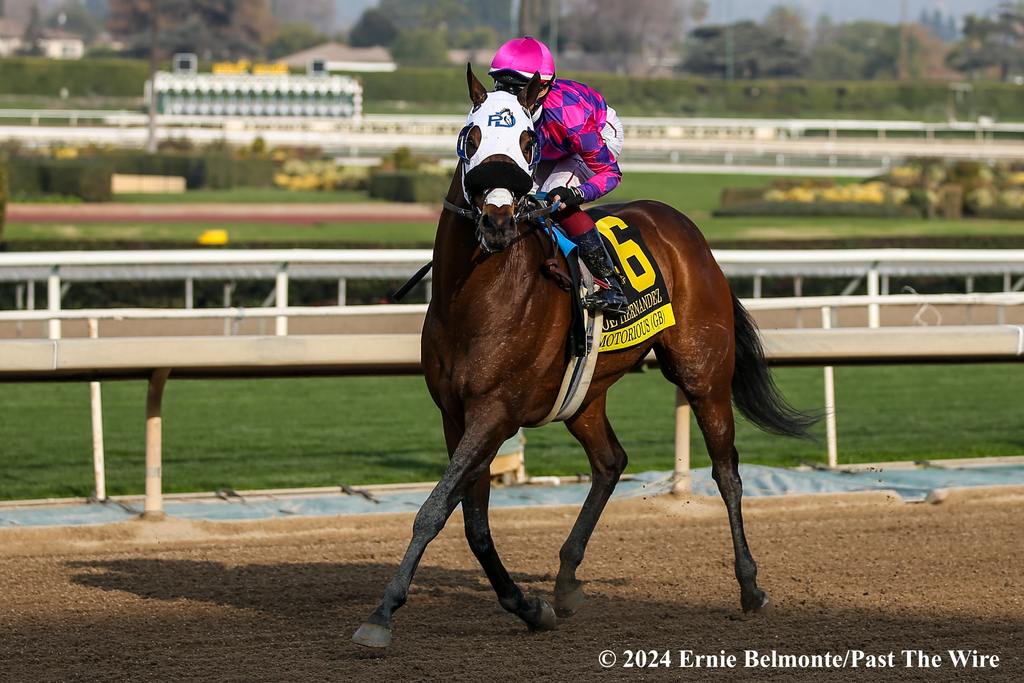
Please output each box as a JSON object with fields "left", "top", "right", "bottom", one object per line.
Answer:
{"left": 654, "top": 346, "right": 769, "bottom": 614}
{"left": 555, "top": 396, "right": 628, "bottom": 617}
{"left": 462, "top": 473, "right": 557, "bottom": 630}
{"left": 694, "top": 391, "right": 769, "bottom": 613}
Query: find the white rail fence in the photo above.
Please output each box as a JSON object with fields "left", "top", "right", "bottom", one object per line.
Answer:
{"left": 4, "top": 248, "right": 1024, "bottom": 338}
{"left": 4, "top": 110, "right": 1024, "bottom": 140}
{"left": 2, "top": 248, "right": 1024, "bottom": 511}
{"left": 1, "top": 311, "right": 1022, "bottom": 513}
{"left": 3, "top": 112, "right": 1023, "bottom": 165}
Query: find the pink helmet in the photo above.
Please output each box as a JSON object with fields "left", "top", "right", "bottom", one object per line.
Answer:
{"left": 489, "top": 36, "right": 556, "bottom": 82}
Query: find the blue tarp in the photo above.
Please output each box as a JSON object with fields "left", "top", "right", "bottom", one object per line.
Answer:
{"left": 2, "top": 464, "right": 1023, "bottom": 528}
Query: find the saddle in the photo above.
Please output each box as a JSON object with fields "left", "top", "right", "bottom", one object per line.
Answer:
{"left": 531, "top": 205, "right": 604, "bottom": 425}
{"left": 393, "top": 196, "right": 673, "bottom": 424}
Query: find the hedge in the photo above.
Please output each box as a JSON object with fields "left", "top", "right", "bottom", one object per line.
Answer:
{"left": 355, "top": 67, "right": 1024, "bottom": 121}
{"left": 103, "top": 152, "right": 276, "bottom": 190}
{"left": 1, "top": 56, "right": 1022, "bottom": 121}
{"left": 0, "top": 57, "right": 150, "bottom": 97}
{"left": 369, "top": 171, "right": 449, "bottom": 202}
{"left": 1, "top": 152, "right": 275, "bottom": 200}
{"left": 0, "top": 166, "right": 7, "bottom": 240}
{"left": 4, "top": 158, "right": 112, "bottom": 201}
{"left": 713, "top": 201, "right": 922, "bottom": 218}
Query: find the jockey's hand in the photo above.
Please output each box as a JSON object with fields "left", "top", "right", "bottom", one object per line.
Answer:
{"left": 548, "top": 186, "right": 584, "bottom": 208}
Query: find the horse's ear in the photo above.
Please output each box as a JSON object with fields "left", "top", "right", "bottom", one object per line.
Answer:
{"left": 467, "top": 63, "right": 487, "bottom": 107}
{"left": 519, "top": 72, "right": 544, "bottom": 111}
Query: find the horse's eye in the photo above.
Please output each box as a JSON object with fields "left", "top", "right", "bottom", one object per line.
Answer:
{"left": 466, "top": 126, "right": 481, "bottom": 158}
{"left": 519, "top": 130, "right": 534, "bottom": 163}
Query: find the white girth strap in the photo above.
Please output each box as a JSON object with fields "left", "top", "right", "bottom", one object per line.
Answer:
{"left": 534, "top": 266, "right": 604, "bottom": 426}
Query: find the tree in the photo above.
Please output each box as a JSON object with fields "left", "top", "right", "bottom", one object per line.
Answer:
{"left": 763, "top": 4, "right": 808, "bottom": 51}
{"left": 564, "top": 0, "right": 685, "bottom": 75}
{"left": 84, "top": 0, "right": 110, "bottom": 21}
{"left": 108, "top": 0, "right": 275, "bottom": 60}
{"left": 518, "top": 0, "right": 543, "bottom": 35}
{"left": 267, "top": 22, "right": 326, "bottom": 59}
{"left": 349, "top": 7, "right": 399, "bottom": 48}
{"left": 389, "top": 28, "right": 449, "bottom": 67}
{"left": 47, "top": 2, "right": 103, "bottom": 44}
{"left": 456, "top": 26, "right": 497, "bottom": 50}
{"left": 683, "top": 21, "right": 805, "bottom": 79}
{"left": 687, "top": 0, "right": 708, "bottom": 24}
{"left": 806, "top": 21, "right": 930, "bottom": 80}
{"left": 379, "top": 0, "right": 510, "bottom": 36}
{"left": 919, "top": 7, "right": 958, "bottom": 42}
{"left": 18, "top": 4, "right": 44, "bottom": 55}
{"left": 944, "top": 3, "right": 1024, "bottom": 80}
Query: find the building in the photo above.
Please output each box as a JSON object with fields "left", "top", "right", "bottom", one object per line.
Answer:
{"left": 149, "top": 70, "right": 363, "bottom": 119}
{"left": 0, "top": 18, "right": 24, "bottom": 56}
{"left": 0, "top": 19, "right": 85, "bottom": 59}
{"left": 281, "top": 42, "right": 395, "bottom": 73}
{"left": 39, "top": 29, "right": 86, "bottom": 60}
{"left": 270, "top": 0, "right": 336, "bottom": 32}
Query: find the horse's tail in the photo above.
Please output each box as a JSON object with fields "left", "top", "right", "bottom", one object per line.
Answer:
{"left": 731, "top": 292, "right": 819, "bottom": 439}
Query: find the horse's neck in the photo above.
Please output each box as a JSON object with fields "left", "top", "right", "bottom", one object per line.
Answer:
{"left": 431, "top": 167, "right": 541, "bottom": 322}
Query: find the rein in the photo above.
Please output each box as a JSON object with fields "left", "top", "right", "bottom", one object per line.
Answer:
{"left": 440, "top": 196, "right": 561, "bottom": 224}
{"left": 390, "top": 195, "right": 568, "bottom": 302}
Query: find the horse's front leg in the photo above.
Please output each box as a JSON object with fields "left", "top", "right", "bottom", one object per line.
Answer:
{"left": 555, "top": 396, "right": 628, "bottom": 617}
{"left": 351, "top": 419, "right": 516, "bottom": 649}
{"left": 462, "top": 472, "right": 557, "bottom": 631}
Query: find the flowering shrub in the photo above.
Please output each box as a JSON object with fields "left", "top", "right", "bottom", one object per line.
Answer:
{"left": 273, "top": 160, "right": 368, "bottom": 192}
{"left": 763, "top": 181, "right": 909, "bottom": 206}
{"left": 717, "top": 160, "right": 1024, "bottom": 219}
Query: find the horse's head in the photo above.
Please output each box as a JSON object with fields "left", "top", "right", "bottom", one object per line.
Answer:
{"left": 457, "top": 64, "right": 544, "bottom": 252}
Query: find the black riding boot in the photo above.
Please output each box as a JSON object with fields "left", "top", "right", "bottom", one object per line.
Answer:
{"left": 572, "top": 228, "right": 630, "bottom": 318}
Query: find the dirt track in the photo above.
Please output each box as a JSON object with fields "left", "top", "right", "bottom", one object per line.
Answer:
{"left": 6, "top": 202, "right": 438, "bottom": 225}
{"left": 1, "top": 490, "right": 1022, "bottom": 681}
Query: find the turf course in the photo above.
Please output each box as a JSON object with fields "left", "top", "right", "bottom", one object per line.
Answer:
{"left": 8, "top": 173, "right": 1024, "bottom": 245}
{"left": 4, "top": 221, "right": 438, "bottom": 246}
{"left": 0, "top": 364, "right": 1021, "bottom": 500}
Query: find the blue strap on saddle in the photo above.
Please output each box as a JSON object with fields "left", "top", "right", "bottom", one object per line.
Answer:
{"left": 534, "top": 192, "right": 577, "bottom": 257}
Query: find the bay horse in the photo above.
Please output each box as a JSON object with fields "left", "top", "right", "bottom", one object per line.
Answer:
{"left": 352, "top": 67, "right": 815, "bottom": 649}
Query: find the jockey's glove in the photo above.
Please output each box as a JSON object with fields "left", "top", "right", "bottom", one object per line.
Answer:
{"left": 547, "top": 186, "right": 584, "bottom": 208}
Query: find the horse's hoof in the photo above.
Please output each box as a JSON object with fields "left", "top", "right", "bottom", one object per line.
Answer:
{"left": 528, "top": 599, "right": 558, "bottom": 632}
{"left": 742, "top": 590, "right": 771, "bottom": 616}
{"left": 352, "top": 622, "right": 392, "bottom": 649}
{"left": 555, "top": 584, "right": 586, "bottom": 618}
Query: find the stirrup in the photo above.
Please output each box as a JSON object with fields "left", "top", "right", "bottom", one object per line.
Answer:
{"left": 583, "top": 287, "right": 629, "bottom": 318}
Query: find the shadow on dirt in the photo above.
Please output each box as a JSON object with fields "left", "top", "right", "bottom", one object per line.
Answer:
{"left": 0, "top": 555, "right": 1014, "bottom": 680}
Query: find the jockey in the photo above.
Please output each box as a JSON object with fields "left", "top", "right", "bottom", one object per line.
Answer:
{"left": 489, "top": 36, "right": 629, "bottom": 317}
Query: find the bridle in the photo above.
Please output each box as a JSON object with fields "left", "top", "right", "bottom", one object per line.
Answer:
{"left": 391, "top": 180, "right": 564, "bottom": 301}
{"left": 441, "top": 192, "right": 560, "bottom": 225}
{"left": 442, "top": 186, "right": 563, "bottom": 253}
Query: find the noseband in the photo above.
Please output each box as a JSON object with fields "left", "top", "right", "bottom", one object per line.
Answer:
{"left": 441, "top": 194, "right": 560, "bottom": 226}
{"left": 442, "top": 194, "right": 562, "bottom": 254}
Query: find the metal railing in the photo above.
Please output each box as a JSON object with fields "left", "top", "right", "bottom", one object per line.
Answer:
{"left": 2, "top": 321, "right": 1022, "bottom": 514}
{"left": 4, "top": 248, "right": 1024, "bottom": 337}
{"left": 3, "top": 110, "right": 1023, "bottom": 166}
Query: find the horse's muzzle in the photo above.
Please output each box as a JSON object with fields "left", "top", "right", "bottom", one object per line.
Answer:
{"left": 478, "top": 202, "right": 517, "bottom": 253}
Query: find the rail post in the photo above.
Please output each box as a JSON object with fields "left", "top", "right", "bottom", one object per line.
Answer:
{"left": 275, "top": 266, "right": 289, "bottom": 336}
{"left": 822, "top": 307, "right": 839, "bottom": 468}
{"left": 867, "top": 265, "right": 880, "bottom": 328}
{"left": 88, "top": 319, "right": 106, "bottom": 501}
{"left": 671, "top": 388, "right": 692, "bottom": 495}
{"left": 144, "top": 368, "right": 171, "bottom": 520}
{"left": 47, "top": 268, "right": 62, "bottom": 340}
